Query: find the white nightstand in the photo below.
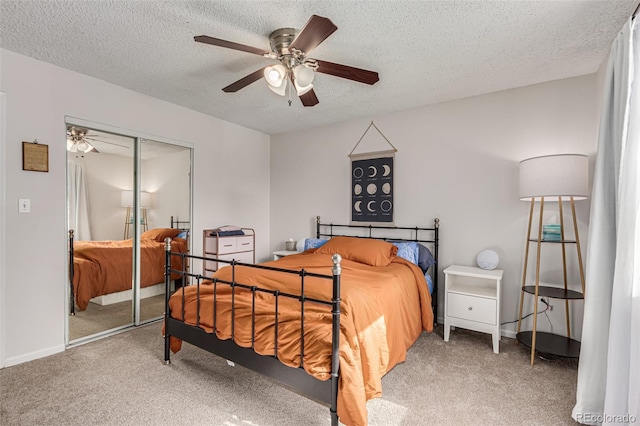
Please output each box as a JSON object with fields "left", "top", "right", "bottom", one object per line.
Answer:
{"left": 273, "top": 250, "right": 301, "bottom": 261}
{"left": 443, "top": 265, "right": 503, "bottom": 354}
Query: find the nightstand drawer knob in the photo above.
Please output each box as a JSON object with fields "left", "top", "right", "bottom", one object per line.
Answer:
{"left": 468, "top": 306, "right": 473, "bottom": 311}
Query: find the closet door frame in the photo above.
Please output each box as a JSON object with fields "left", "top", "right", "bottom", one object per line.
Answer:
{"left": 0, "top": 92, "right": 6, "bottom": 368}
{"left": 64, "top": 116, "right": 193, "bottom": 345}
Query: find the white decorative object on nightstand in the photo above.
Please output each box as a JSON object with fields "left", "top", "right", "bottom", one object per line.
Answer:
{"left": 444, "top": 265, "right": 503, "bottom": 354}
{"left": 273, "top": 250, "right": 301, "bottom": 261}
{"left": 476, "top": 249, "right": 499, "bottom": 270}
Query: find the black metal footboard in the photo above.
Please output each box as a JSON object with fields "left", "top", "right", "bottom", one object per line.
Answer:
{"left": 163, "top": 238, "right": 342, "bottom": 426}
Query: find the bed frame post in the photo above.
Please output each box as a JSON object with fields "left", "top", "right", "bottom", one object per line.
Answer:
{"left": 433, "top": 218, "right": 439, "bottom": 326}
{"left": 69, "top": 230, "right": 75, "bottom": 316}
{"left": 330, "top": 254, "right": 342, "bottom": 426}
{"left": 164, "top": 237, "right": 172, "bottom": 365}
{"left": 316, "top": 216, "right": 321, "bottom": 238}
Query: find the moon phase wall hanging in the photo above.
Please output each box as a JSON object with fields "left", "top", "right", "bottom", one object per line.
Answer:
{"left": 351, "top": 156, "right": 393, "bottom": 223}
{"left": 349, "top": 121, "right": 396, "bottom": 224}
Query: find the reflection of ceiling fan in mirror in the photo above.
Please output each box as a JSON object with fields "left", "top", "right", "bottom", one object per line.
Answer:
{"left": 66, "top": 126, "right": 133, "bottom": 154}
{"left": 66, "top": 127, "right": 98, "bottom": 153}
{"left": 194, "top": 15, "right": 379, "bottom": 106}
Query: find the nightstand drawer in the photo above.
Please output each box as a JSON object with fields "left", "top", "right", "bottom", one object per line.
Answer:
{"left": 447, "top": 293, "right": 496, "bottom": 325}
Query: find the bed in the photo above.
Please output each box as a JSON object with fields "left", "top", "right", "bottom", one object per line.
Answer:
{"left": 162, "top": 217, "right": 439, "bottom": 426}
{"left": 68, "top": 217, "right": 189, "bottom": 314}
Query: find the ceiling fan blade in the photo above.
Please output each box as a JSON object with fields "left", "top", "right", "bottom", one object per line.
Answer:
{"left": 299, "top": 88, "right": 319, "bottom": 107}
{"left": 84, "top": 136, "right": 131, "bottom": 149}
{"left": 194, "top": 35, "right": 269, "bottom": 56}
{"left": 315, "top": 60, "right": 379, "bottom": 85}
{"left": 289, "top": 15, "right": 337, "bottom": 55}
{"left": 222, "top": 67, "right": 267, "bottom": 92}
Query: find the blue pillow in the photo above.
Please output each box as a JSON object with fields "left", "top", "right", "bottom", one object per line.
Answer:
{"left": 392, "top": 241, "right": 419, "bottom": 265}
{"left": 417, "top": 243, "right": 435, "bottom": 273}
{"left": 425, "top": 272, "right": 434, "bottom": 294}
{"left": 304, "top": 238, "right": 328, "bottom": 251}
{"left": 176, "top": 230, "right": 188, "bottom": 239}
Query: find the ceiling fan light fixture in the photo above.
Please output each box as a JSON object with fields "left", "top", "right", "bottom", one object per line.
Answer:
{"left": 67, "top": 126, "right": 97, "bottom": 153}
{"left": 294, "top": 81, "right": 313, "bottom": 96}
{"left": 264, "top": 64, "right": 286, "bottom": 87}
{"left": 267, "top": 79, "right": 288, "bottom": 96}
{"left": 293, "top": 64, "right": 314, "bottom": 95}
{"left": 293, "top": 65, "right": 314, "bottom": 87}
{"left": 77, "top": 140, "right": 89, "bottom": 152}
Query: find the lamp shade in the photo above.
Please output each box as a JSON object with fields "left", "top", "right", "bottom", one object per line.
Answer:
{"left": 120, "top": 190, "right": 151, "bottom": 208}
{"left": 264, "top": 64, "right": 286, "bottom": 87}
{"left": 293, "top": 65, "right": 314, "bottom": 95}
{"left": 519, "top": 154, "right": 589, "bottom": 201}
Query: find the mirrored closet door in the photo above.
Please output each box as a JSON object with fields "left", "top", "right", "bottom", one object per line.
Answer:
{"left": 138, "top": 139, "right": 192, "bottom": 323}
{"left": 66, "top": 122, "right": 192, "bottom": 344}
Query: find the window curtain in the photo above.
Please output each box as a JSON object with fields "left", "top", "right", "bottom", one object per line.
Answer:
{"left": 67, "top": 159, "right": 92, "bottom": 241}
{"left": 572, "top": 17, "right": 639, "bottom": 425}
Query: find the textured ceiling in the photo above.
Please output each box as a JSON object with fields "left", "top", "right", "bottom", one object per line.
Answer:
{"left": 0, "top": 1, "right": 636, "bottom": 135}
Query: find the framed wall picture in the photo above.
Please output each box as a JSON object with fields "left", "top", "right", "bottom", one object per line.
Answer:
{"left": 22, "top": 141, "right": 49, "bottom": 172}
{"left": 351, "top": 154, "right": 393, "bottom": 223}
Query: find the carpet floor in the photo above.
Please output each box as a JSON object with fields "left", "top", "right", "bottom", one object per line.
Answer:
{"left": 0, "top": 323, "right": 578, "bottom": 425}
{"left": 69, "top": 295, "right": 166, "bottom": 340}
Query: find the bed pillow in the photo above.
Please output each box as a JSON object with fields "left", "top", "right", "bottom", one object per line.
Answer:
{"left": 141, "top": 228, "right": 182, "bottom": 242}
{"left": 314, "top": 236, "right": 397, "bottom": 267}
{"left": 304, "top": 238, "right": 328, "bottom": 251}
{"left": 417, "top": 243, "right": 436, "bottom": 272}
{"left": 391, "top": 241, "right": 419, "bottom": 265}
{"left": 425, "top": 272, "right": 434, "bottom": 294}
{"left": 176, "top": 230, "right": 189, "bottom": 240}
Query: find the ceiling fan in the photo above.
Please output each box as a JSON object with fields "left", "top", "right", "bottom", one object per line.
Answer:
{"left": 194, "top": 15, "right": 379, "bottom": 107}
{"left": 66, "top": 126, "right": 133, "bottom": 154}
{"left": 67, "top": 126, "right": 98, "bottom": 153}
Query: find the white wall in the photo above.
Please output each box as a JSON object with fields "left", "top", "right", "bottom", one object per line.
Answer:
{"left": 270, "top": 74, "right": 598, "bottom": 339}
{"left": 144, "top": 149, "right": 192, "bottom": 229}
{"left": 0, "top": 49, "right": 270, "bottom": 366}
{"left": 77, "top": 147, "right": 192, "bottom": 241}
{"left": 79, "top": 152, "right": 133, "bottom": 240}
{"left": 0, "top": 91, "right": 6, "bottom": 368}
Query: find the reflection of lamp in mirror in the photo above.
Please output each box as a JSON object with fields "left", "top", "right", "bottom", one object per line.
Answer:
{"left": 121, "top": 190, "right": 151, "bottom": 238}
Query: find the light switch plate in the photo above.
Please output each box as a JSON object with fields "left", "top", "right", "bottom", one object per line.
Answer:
{"left": 19, "top": 198, "right": 31, "bottom": 213}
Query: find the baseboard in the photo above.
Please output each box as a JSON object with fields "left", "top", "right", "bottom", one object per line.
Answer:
{"left": 90, "top": 283, "right": 164, "bottom": 306}
{"left": 4, "top": 344, "right": 65, "bottom": 367}
{"left": 501, "top": 328, "right": 517, "bottom": 339}
{"left": 436, "top": 316, "right": 517, "bottom": 340}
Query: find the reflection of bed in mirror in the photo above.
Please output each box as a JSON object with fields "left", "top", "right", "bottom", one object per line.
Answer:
{"left": 68, "top": 217, "right": 189, "bottom": 315}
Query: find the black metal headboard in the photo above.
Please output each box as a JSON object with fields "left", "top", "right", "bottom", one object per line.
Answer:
{"left": 170, "top": 216, "right": 190, "bottom": 233}
{"left": 315, "top": 216, "right": 440, "bottom": 326}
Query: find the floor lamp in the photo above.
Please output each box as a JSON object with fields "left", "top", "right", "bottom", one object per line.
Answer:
{"left": 516, "top": 154, "right": 588, "bottom": 365}
{"left": 121, "top": 190, "right": 151, "bottom": 239}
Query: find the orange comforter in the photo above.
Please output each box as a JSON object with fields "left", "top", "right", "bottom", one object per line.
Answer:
{"left": 168, "top": 251, "right": 433, "bottom": 426}
{"left": 73, "top": 237, "right": 187, "bottom": 311}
